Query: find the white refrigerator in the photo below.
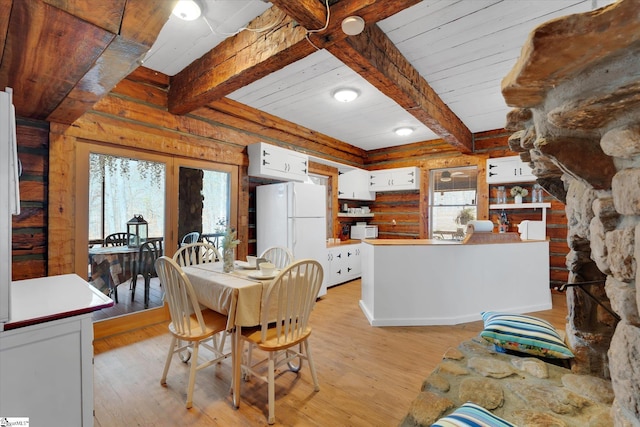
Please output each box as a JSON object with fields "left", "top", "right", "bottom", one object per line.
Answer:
{"left": 257, "top": 182, "right": 327, "bottom": 296}
{"left": 1, "top": 88, "right": 20, "bottom": 330}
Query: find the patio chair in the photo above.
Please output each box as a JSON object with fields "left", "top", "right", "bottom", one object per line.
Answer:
{"left": 103, "top": 232, "right": 134, "bottom": 302}
{"left": 156, "top": 256, "right": 230, "bottom": 409}
{"left": 180, "top": 231, "right": 200, "bottom": 247}
{"left": 131, "top": 239, "right": 163, "bottom": 308}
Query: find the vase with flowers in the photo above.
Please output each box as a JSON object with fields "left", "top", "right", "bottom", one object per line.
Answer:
{"left": 221, "top": 225, "right": 240, "bottom": 273}
{"left": 510, "top": 186, "right": 528, "bottom": 204}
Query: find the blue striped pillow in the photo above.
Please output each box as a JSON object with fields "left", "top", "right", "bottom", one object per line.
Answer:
{"left": 480, "top": 312, "right": 574, "bottom": 359}
{"left": 432, "top": 402, "right": 515, "bottom": 427}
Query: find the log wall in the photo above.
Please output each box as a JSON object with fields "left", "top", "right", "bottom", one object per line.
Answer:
{"left": 11, "top": 119, "right": 49, "bottom": 280}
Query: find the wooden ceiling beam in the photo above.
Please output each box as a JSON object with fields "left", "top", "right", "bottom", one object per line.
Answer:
{"left": 328, "top": 24, "right": 473, "bottom": 153}
{"left": 47, "top": 0, "right": 174, "bottom": 124}
{"left": 168, "top": 0, "right": 419, "bottom": 115}
{"left": 168, "top": 6, "right": 315, "bottom": 115}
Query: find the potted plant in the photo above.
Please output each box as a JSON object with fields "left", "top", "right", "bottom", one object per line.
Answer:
{"left": 455, "top": 207, "right": 475, "bottom": 225}
{"left": 510, "top": 186, "right": 528, "bottom": 204}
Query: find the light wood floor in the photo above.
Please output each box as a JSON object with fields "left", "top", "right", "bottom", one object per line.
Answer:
{"left": 93, "top": 280, "right": 568, "bottom": 427}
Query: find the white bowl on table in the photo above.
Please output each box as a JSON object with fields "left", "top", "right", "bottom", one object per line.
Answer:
{"left": 259, "top": 262, "right": 276, "bottom": 277}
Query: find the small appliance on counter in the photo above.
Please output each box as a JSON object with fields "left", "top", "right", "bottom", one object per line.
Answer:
{"left": 518, "top": 220, "right": 546, "bottom": 240}
{"left": 351, "top": 223, "right": 378, "bottom": 239}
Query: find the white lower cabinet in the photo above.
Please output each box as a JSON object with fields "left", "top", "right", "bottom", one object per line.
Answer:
{"left": 326, "top": 243, "right": 362, "bottom": 287}
{"left": 0, "top": 314, "right": 95, "bottom": 426}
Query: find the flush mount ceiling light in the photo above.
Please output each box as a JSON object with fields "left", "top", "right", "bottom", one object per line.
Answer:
{"left": 394, "top": 127, "right": 414, "bottom": 136}
{"left": 333, "top": 88, "right": 359, "bottom": 103}
{"left": 440, "top": 170, "right": 452, "bottom": 182}
{"left": 341, "top": 16, "right": 365, "bottom": 36}
{"left": 172, "top": 0, "right": 201, "bottom": 21}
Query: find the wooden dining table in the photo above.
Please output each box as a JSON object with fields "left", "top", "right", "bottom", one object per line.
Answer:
{"left": 181, "top": 261, "right": 277, "bottom": 407}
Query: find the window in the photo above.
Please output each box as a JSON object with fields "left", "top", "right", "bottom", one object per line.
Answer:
{"left": 429, "top": 167, "right": 478, "bottom": 240}
{"left": 89, "top": 154, "right": 166, "bottom": 244}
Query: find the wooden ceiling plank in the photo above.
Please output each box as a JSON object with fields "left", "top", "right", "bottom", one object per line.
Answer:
{"left": 0, "top": 0, "right": 12, "bottom": 65}
{"left": 0, "top": 1, "right": 115, "bottom": 119}
{"left": 42, "top": 0, "right": 126, "bottom": 34}
{"left": 47, "top": 36, "right": 150, "bottom": 124}
{"left": 328, "top": 24, "right": 473, "bottom": 153}
{"left": 168, "top": 6, "right": 313, "bottom": 115}
{"left": 46, "top": 1, "right": 174, "bottom": 124}
{"left": 120, "top": 0, "right": 176, "bottom": 48}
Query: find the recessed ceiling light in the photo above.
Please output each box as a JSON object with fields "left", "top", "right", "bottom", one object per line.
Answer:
{"left": 172, "top": 0, "right": 201, "bottom": 21}
{"left": 440, "top": 171, "right": 452, "bottom": 182}
{"left": 333, "top": 88, "right": 359, "bottom": 103}
{"left": 394, "top": 127, "right": 414, "bottom": 136}
{"left": 341, "top": 16, "right": 365, "bottom": 36}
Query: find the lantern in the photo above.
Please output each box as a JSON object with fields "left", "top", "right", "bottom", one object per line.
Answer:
{"left": 126, "top": 214, "right": 148, "bottom": 248}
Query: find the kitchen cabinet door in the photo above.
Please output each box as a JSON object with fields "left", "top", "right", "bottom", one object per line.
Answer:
{"left": 338, "top": 168, "right": 375, "bottom": 200}
{"left": 248, "top": 142, "right": 309, "bottom": 182}
{"left": 326, "top": 244, "right": 361, "bottom": 287}
{"left": 369, "top": 167, "right": 420, "bottom": 191}
{"left": 0, "top": 314, "right": 94, "bottom": 426}
{"left": 486, "top": 156, "right": 535, "bottom": 183}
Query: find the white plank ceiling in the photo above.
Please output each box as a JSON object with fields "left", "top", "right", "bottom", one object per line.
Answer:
{"left": 144, "top": 0, "right": 616, "bottom": 151}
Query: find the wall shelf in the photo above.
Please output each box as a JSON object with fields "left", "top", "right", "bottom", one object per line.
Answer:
{"left": 489, "top": 202, "right": 551, "bottom": 210}
{"left": 338, "top": 213, "right": 374, "bottom": 218}
{"left": 490, "top": 202, "right": 551, "bottom": 236}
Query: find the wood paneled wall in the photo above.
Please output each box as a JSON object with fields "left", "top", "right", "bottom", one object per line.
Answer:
{"left": 11, "top": 119, "right": 49, "bottom": 280}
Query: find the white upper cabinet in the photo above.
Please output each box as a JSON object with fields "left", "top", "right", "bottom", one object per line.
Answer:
{"left": 338, "top": 168, "right": 375, "bottom": 200}
{"left": 369, "top": 166, "right": 420, "bottom": 191}
{"left": 248, "top": 142, "right": 309, "bottom": 182}
{"left": 486, "top": 156, "right": 536, "bottom": 183}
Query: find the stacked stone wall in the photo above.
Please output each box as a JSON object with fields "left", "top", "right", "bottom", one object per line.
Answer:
{"left": 501, "top": 0, "right": 640, "bottom": 424}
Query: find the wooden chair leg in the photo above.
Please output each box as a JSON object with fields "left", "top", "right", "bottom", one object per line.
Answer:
{"left": 268, "top": 353, "right": 276, "bottom": 424}
{"left": 186, "top": 341, "right": 200, "bottom": 409}
{"left": 161, "top": 336, "right": 176, "bottom": 386}
{"left": 303, "top": 340, "right": 320, "bottom": 392}
{"left": 144, "top": 276, "right": 150, "bottom": 309}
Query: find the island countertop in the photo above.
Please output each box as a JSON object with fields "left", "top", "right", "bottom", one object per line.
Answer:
{"left": 4, "top": 273, "right": 113, "bottom": 330}
{"left": 362, "top": 234, "right": 545, "bottom": 246}
{"left": 359, "top": 238, "right": 551, "bottom": 326}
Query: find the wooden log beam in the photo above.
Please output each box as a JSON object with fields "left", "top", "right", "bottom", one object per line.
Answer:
{"left": 168, "top": 6, "right": 313, "bottom": 115}
{"left": 47, "top": 0, "right": 175, "bottom": 124}
{"left": 328, "top": 24, "right": 473, "bottom": 153}
{"left": 168, "top": 0, "right": 419, "bottom": 115}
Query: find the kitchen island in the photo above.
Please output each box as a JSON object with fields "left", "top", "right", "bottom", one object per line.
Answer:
{"left": 359, "top": 238, "right": 551, "bottom": 326}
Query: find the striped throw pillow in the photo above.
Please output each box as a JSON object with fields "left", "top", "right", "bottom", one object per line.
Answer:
{"left": 432, "top": 402, "right": 515, "bottom": 427}
{"left": 480, "top": 312, "right": 574, "bottom": 359}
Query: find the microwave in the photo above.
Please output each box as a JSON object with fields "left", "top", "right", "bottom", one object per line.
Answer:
{"left": 351, "top": 225, "right": 378, "bottom": 239}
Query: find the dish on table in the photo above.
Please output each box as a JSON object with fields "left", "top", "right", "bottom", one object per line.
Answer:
{"left": 248, "top": 270, "right": 279, "bottom": 280}
{"left": 235, "top": 261, "right": 257, "bottom": 270}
